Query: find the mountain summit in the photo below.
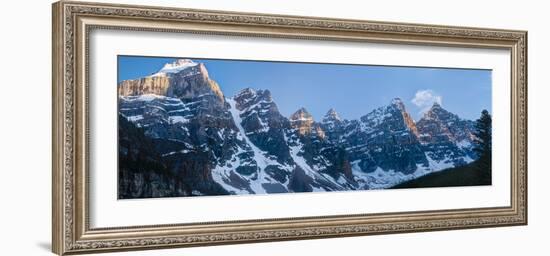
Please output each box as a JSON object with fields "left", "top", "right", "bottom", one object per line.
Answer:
{"left": 290, "top": 107, "right": 313, "bottom": 122}
{"left": 322, "top": 108, "right": 342, "bottom": 123}
{"left": 418, "top": 102, "right": 475, "bottom": 143}
{"left": 421, "top": 102, "right": 446, "bottom": 120}
{"left": 416, "top": 102, "right": 476, "bottom": 166}
{"left": 118, "top": 59, "right": 224, "bottom": 102}
{"left": 154, "top": 59, "right": 199, "bottom": 75}
{"left": 290, "top": 108, "right": 315, "bottom": 135}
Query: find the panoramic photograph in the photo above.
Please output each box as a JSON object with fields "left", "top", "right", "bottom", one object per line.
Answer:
{"left": 117, "top": 56, "right": 493, "bottom": 199}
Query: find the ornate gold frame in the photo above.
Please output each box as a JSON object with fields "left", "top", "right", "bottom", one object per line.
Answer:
{"left": 52, "top": 1, "right": 527, "bottom": 255}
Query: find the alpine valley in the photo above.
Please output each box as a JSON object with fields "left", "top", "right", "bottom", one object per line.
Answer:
{"left": 118, "top": 59, "right": 479, "bottom": 199}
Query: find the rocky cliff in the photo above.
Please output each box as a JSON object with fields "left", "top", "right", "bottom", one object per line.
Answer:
{"left": 118, "top": 59, "right": 224, "bottom": 103}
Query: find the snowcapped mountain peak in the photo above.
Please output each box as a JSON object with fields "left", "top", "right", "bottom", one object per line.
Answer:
{"left": 323, "top": 108, "right": 342, "bottom": 123}
{"left": 417, "top": 102, "right": 476, "bottom": 152}
{"left": 390, "top": 97, "right": 407, "bottom": 111}
{"left": 119, "top": 59, "right": 225, "bottom": 103}
{"left": 149, "top": 59, "right": 200, "bottom": 77}
{"left": 160, "top": 59, "right": 197, "bottom": 71}
{"left": 358, "top": 97, "right": 419, "bottom": 137}
{"left": 233, "top": 88, "right": 274, "bottom": 106}
{"left": 290, "top": 107, "right": 313, "bottom": 121}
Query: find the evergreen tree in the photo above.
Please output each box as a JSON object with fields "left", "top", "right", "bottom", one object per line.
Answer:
{"left": 473, "top": 110, "right": 492, "bottom": 183}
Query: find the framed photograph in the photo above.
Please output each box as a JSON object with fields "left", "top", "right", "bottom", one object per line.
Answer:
{"left": 52, "top": 1, "right": 527, "bottom": 255}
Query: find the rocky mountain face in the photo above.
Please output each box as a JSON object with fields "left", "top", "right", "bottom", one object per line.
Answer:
{"left": 118, "top": 59, "right": 224, "bottom": 103}
{"left": 118, "top": 59, "right": 479, "bottom": 198}
{"left": 416, "top": 102, "right": 476, "bottom": 166}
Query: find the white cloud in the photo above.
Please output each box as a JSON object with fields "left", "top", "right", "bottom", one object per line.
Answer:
{"left": 411, "top": 90, "right": 442, "bottom": 114}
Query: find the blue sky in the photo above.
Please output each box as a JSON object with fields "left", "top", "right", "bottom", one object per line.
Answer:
{"left": 118, "top": 56, "right": 492, "bottom": 121}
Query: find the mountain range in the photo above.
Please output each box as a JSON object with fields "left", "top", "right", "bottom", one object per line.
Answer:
{"left": 117, "top": 59, "right": 478, "bottom": 198}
